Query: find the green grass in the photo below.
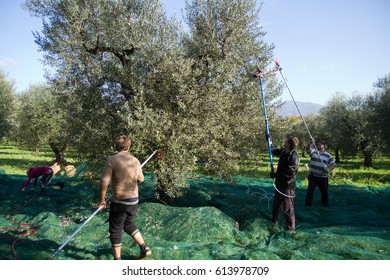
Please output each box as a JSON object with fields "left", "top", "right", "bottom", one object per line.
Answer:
{"left": 0, "top": 145, "right": 55, "bottom": 174}
{"left": 1, "top": 144, "right": 389, "bottom": 260}
{"left": 1, "top": 144, "right": 389, "bottom": 188}
{"left": 0, "top": 144, "right": 78, "bottom": 175}
{"left": 233, "top": 154, "right": 390, "bottom": 188}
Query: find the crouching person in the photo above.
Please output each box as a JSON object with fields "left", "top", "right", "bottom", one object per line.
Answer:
{"left": 22, "top": 162, "right": 64, "bottom": 193}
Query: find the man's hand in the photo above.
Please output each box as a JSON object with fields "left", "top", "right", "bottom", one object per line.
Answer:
{"left": 98, "top": 201, "right": 107, "bottom": 211}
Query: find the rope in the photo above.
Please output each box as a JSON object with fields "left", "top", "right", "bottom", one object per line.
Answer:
{"left": 246, "top": 185, "right": 274, "bottom": 208}
{"left": 272, "top": 179, "right": 295, "bottom": 198}
{"left": 274, "top": 59, "right": 328, "bottom": 172}
{"left": 1, "top": 194, "right": 40, "bottom": 259}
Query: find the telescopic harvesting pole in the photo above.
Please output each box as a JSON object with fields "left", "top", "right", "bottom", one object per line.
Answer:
{"left": 274, "top": 59, "right": 327, "bottom": 171}
{"left": 255, "top": 65, "right": 294, "bottom": 198}
{"left": 255, "top": 66, "right": 274, "bottom": 174}
{"left": 50, "top": 150, "right": 157, "bottom": 259}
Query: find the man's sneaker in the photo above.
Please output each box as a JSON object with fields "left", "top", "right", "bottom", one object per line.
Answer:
{"left": 139, "top": 247, "right": 151, "bottom": 260}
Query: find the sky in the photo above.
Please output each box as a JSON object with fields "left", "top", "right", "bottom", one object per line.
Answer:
{"left": 1, "top": 0, "right": 389, "bottom": 105}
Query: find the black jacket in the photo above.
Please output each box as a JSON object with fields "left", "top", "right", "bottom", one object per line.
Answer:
{"left": 272, "top": 148, "right": 300, "bottom": 189}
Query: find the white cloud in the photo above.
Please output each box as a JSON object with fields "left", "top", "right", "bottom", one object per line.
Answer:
{"left": 322, "top": 64, "right": 337, "bottom": 69}
{"left": 0, "top": 58, "right": 17, "bottom": 67}
{"left": 296, "top": 64, "right": 309, "bottom": 73}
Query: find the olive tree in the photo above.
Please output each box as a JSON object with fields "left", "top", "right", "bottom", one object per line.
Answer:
{"left": 17, "top": 83, "right": 66, "bottom": 153}
{"left": 24, "top": 0, "right": 282, "bottom": 197}
{"left": 0, "top": 70, "right": 17, "bottom": 140}
{"left": 367, "top": 73, "right": 390, "bottom": 149}
{"left": 24, "top": 0, "right": 199, "bottom": 196}
{"left": 320, "top": 92, "right": 381, "bottom": 166}
{"left": 182, "top": 0, "right": 281, "bottom": 178}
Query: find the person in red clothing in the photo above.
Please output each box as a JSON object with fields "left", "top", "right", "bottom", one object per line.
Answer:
{"left": 22, "top": 162, "right": 64, "bottom": 192}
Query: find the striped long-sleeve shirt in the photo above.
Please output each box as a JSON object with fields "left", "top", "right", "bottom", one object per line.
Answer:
{"left": 307, "top": 148, "right": 336, "bottom": 178}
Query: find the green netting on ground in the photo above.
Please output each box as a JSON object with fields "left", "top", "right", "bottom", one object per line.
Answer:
{"left": 0, "top": 169, "right": 389, "bottom": 260}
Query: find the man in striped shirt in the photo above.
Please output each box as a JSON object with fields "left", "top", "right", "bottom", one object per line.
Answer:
{"left": 305, "top": 140, "right": 336, "bottom": 207}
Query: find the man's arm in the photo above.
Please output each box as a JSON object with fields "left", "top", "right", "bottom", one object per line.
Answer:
{"left": 327, "top": 153, "right": 336, "bottom": 172}
{"left": 271, "top": 147, "right": 282, "bottom": 157}
{"left": 98, "top": 180, "right": 109, "bottom": 210}
{"left": 137, "top": 160, "right": 144, "bottom": 183}
{"left": 98, "top": 160, "right": 112, "bottom": 210}
{"left": 22, "top": 176, "right": 32, "bottom": 190}
{"left": 285, "top": 152, "right": 300, "bottom": 179}
{"left": 328, "top": 161, "right": 336, "bottom": 172}
{"left": 305, "top": 143, "right": 311, "bottom": 153}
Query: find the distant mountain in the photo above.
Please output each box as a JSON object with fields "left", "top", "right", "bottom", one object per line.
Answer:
{"left": 278, "top": 100, "right": 323, "bottom": 117}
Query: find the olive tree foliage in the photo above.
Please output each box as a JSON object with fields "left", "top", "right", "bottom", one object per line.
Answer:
{"left": 366, "top": 73, "right": 390, "bottom": 149}
{"left": 24, "top": 0, "right": 282, "bottom": 197}
{"left": 25, "top": 1, "right": 146, "bottom": 151}
{"left": 347, "top": 94, "right": 382, "bottom": 167}
{"left": 319, "top": 93, "right": 352, "bottom": 156}
{"left": 0, "top": 70, "right": 17, "bottom": 140}
{"left": 17, "top": 83, "right": 66, "bottom": 152}
{"left": 126, "top": 58, "right": 197, "bottom": 198}
{"left": 182, "top": 0, "right": 281, "bottom": 177}
{"left": 319, "top": 92, "right": 382, "bottom": 166}
{"left": 24, "top": 0, "right": 200, "bottom": 196}
{"left": 288, "top": 114, "right": 324, "bottom": 157}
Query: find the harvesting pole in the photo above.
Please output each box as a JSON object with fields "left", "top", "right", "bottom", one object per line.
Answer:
{"left": 255, "top": 66, "right": 274, "bottom": 175}
{"left": 50, "top": 150, "right": 157, "bottom": 259}
{"left": 274, "top": 59, "right": 327, "bottom": 171}
{"left": 254, "top": 65, "right": 294, "bottom": 198}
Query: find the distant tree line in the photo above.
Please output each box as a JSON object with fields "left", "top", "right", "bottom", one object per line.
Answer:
{"left": 289, "top": 74, "right": 390, "bottom": 167}
{"left": 0, "top": 0, "right": 389, "bottom": 198}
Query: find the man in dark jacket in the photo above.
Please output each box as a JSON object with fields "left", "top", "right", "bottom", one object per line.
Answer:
{"left": 271, "top": 136, "right": 300, "bottom": 230}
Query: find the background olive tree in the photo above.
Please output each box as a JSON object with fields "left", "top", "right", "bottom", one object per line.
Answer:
{"left": 319, "top": 92, "right": 382, "bottom": 167}
{"left": 16, "top": 83, "right": 66, "bottom": 153}
{"left": 0, "top": 70, "right": 17, "bottom": 140}
{"left": 367, "top": 74, "right": 390, "bottom": 150}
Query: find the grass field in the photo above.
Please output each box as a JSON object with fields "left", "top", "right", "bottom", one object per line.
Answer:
{"left": 1, "top": 143, "right": 389, "bottom": 188}
{"left": 0, "top": 145, "right": 55, "bottom": 174}
{"left": 1, "top": 143, "right": 389, "bottom": 260}
{"left": 0, "top": 144, "right": 80, "bottom": 174}
{"left": 233, "top": 154, "right": 390, "bottom": 188}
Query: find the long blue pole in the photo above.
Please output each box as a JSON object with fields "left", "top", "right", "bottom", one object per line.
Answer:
{"left": 259, "top": 74, "right": 274, "bottom": 174}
